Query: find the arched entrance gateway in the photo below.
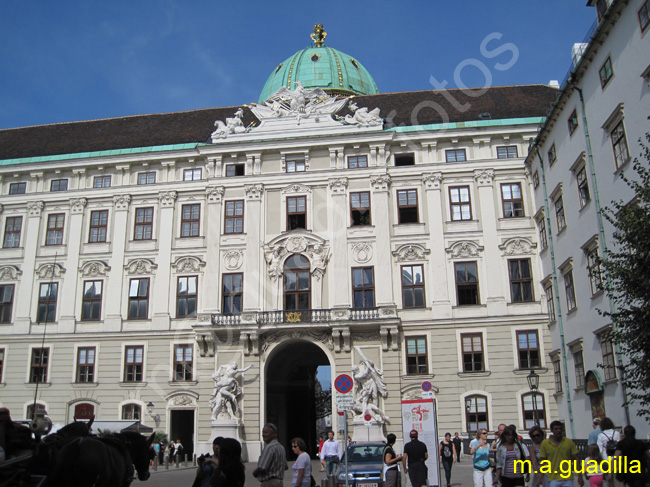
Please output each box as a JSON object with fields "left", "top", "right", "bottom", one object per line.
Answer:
{"left": 265, "top": 339, "right": 331, "bottom": 457}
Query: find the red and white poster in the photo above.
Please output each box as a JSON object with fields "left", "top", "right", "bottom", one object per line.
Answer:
{"left": 401, "top": 398, "right": 440, "bottom": 487}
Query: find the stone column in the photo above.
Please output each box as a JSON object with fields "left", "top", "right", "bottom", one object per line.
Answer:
{"left": 104, "top": 194, "right": 131, "bottom": 332}
{"left": 152, "top": 191, "right": 177, "bottom": 329}
{"left": 327, "top": 178, "right": 349, "bottom": 310}
{"left": 58, "top": 197, "right": 87, "bottom": 333}
{"left": 422, "top": 173, "right": 452, "bottom": 318}
{"left": 203, "top": 186, "right": 225, "bottom": 313}
{"left": 370, "top": 175, "right": 394, "bottom": 306}
{"left": 244, "top": 184, "right": 263, "bottom": 312}
{"left": 161, "top": 161, "right": 176, "bottom": 183}
{"left": 14, "top": 201, "right": 44, "bottom": 334}
{"left": 473, "top": 169, "right": 506, "bottom": 314}
{"left": 73, "top": 168, "right": 86, "bottom": 190}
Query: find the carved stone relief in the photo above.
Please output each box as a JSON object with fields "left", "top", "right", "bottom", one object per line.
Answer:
{"left": 125, "top": 258, "right": 157, "bottom": 275}
{"left": 79, "top": 261, "right": 110, "bottom": 277}
{"left": 245, "top": 184, "right": 264, "bottom": 200}
{"left": 28, "top": 201, "right": 44, "bottom": 216}
{"left": 206, "top": 186, "right": 225, "bottom": 203}
{"left": 172, "top": 256, "right": 205, "bottom": 273}
{"left": 328, "top": 178, "right": 348, "bottom": 195}
{"left": 0, "top": 266, "right": 21, "bottom": 281}
{"left": 36, "top": 263, "right": 65, "bottom": 279}
{"left": 370, "top": 175, "right": 391, "bottom": 192}
{"left": 446, "top": 240, "right": 484, "bottom": 259}
{"left": 474, "top": 169, "right": 495, "bottom": 186}
{"left": 499, "top": 237, "right": 536, "bottom": 256}
{"left": 392, "top": 244, "right": 430, "bottom": 262}
{"left": 158, "top": 191, "right": 177, "bottom": 208}
{"left": 422, "top": 172, "right": 443, "bottom": 190}
{"left": 351, "top": 243, "right": 373, "bottom": 263}
{"left": 223, "top": 251, "right": 244, "bottom": 271}
{"left": 113, "top": 194, "right": 132, "bottom": 211}
{"left": 70, "top": 198, "right": 88, "bottom": 214}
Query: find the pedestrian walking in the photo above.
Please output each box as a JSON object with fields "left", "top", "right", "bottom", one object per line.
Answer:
{"left": 588, "top": 419, "right": 602, "bottom": 446}
{"left": 290, "top": 437, "right": 312, "bottom": 487}
{"left": 613, "top": 425, "right": 650, "bottom": 487}
{"left": 493, "top": 426, "right": 529, "bottom": 487}
{"left": 470, "top": 428, "right": 493, "bottom": 487}
{"left": 528, "top": 425, "right": 547, "bottom": 487}
{"left": 383, "top": 433, "right": 403, "bottom": 487}
{"left": 169, "top": 440, "right": 176, "bottom": 465}
{"left": 320, "top": 431, "right": 342, "bottom": 477}
{"left": 453, "top": 433, "right": 462, "bottom": 463}
{"left": 253, "top": 423, "right": 287, "bottom": 487}
{"left": 212, "top": 437, "right": 245, "bottom": 487}
{"left": 596, "top": 418, "right": 620, "bottom": 460}
{"left": 539, "top": 421, "right": 584, "bottom": 487}
{"left": 584, "top": 444, "right": 605, "bottom": 487}
{"left": 439, "top": 432, "right": 457, "bottom": 487}
{"left": 318, "top": 435, "right": 325, "bottom": 472}
{"left": 403, "top": 429, "right": 429, "bottom": 487}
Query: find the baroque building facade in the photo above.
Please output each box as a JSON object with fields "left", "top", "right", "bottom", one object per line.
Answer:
{"left": 526, "top": 0, "right": 650, "bottom": 439}
{"left": 0, "top": 27, "right": 563, "bottom": 458}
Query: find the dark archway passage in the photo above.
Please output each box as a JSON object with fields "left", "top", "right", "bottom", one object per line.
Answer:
{"left": 265, "top": 340, "right": 330, "bottom": 458}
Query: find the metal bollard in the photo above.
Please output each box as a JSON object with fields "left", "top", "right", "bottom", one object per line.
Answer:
{"left": 153, "top": 456, "right": 158, "bottom": 471}
{"left": 184, "top": 454, "right": 188, "bottom": 467}
{"left": 165, "top": 457, "right": 169, "bottom": 470}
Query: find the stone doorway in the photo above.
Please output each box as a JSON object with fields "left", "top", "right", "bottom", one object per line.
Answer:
{"left": 265, "top": 339, "right": 331, "bottom": 458}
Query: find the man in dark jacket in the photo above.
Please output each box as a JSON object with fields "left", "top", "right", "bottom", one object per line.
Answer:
{"left": 403, "top": 430, "right": 428, "bottom": 487}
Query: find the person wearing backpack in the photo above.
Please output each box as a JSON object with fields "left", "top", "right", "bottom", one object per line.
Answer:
{"left": 596, "top": 417, "right": 620, "bottom": 460}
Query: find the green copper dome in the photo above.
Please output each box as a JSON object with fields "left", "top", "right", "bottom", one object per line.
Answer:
{"left": 259, "top": 26, "right": 379, "bottom": 102}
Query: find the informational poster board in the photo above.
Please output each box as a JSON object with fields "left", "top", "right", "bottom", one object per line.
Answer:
{"left": 401, "top": 398, "right": 440, "bottom": 487}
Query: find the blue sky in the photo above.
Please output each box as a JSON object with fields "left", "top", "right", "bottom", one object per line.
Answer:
{"left": 0, "top": 1, "right": 596, "bottom": 130}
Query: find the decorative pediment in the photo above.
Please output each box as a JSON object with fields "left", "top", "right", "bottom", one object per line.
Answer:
{"left": 165, "top": 391, "right": 199, "bottom": 407}
{"left": 125, "top": 258, "right": 157, "bottom": 275}
{"left": 36, "top": 263, "right": 65, "bottom": 279}
{"left": 172, "top": 256, "right": 206, "bottom": 274}
{"left": 499, "top": 237, "right": 537, "bottom": 256}
{"left": 79, "top": 260, "right": 110, "bottom": 277}
{"left": 265, "top": 232, "right": 329, "bottom": 281}
{"left": 446, "top": 240, "right": 484, "bottom": 259}
{"left": 0, "top": 265, "right": 22, "bottom": 281}
{"left": 392, "top": 244, "right": 430, "bottom": 262}
{"left": 281, "top": 184, "right": 312, "bottom": 195}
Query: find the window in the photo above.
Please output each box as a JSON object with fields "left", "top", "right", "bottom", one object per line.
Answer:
{"left": 76, "top": 347, "right": 95, "bottom": 383}
{"left": 397, "top": 189, "right": 419, "bottom": 224}
{"left": 46, "top": 214, "right": 65, "bottom": 245}
{"left": 545, "top": 284, "right": 556, "bottom": 323}
{"left": 564, "top": 270, "right": 576, "bottom": 311}
{"left": 122, "top": 403, "right": 141, "bottom": 420}
{"left": 586, "top": 249, "right": 603, "bottom": 296}
{"left": 347, "top": 155, "right": 368, "bottom": 168}
{"left": 50, "top": 179, "right": 68, "bottom": 192}
{"left": 640, "top": 0, "right": 650, "bottom": 31}
{"left": 555, "top": 195, "right": 566, "bottom": 232}
{"left": 181, "top": 204, "right": 200, "bottom": 237}
{"left": 30, "top": 348, "right": 49, "bottom": 383}
{"left": 573, "top": 350, "right": 585, "bottom": 388}
{"left": 601, "top": 339, "right": 617, "bottom": 381}
{"left": 352, "top": 267, "right": 375, "bottom": 309}
{"left": 134, "top": 207, "right": 153, "bottom": 240}
{"left": 137, "top": 172, "right": 155, "bottom": 185}
{"left": 177, "top": 276, "right": 197, "bottom": 318}
{"left": 284, "top": 255, "right": 310, "bottom": 310}
{"left": 225, "top": 164, "right": 244, "bottom": 177}
{"left": 446, "top": 149, "right": 466, "bottom": 162}
{"left": 350, "top": 192, "right": 371, "bottom": 226}
{"left": 287, "top": 196, "right": 306, "bottom": 230}
{"left": 533, "top": 170, "right": 540, "bottom": 189}
{"left": 501, "top": 183, "right": 524, "bottom": 218}
{"left": 128, "top": 278, "right": 149, "bottom": 320}
{"left": 0, "top": 348, "right": 4, "bottom": 382}
{"left": 548, "top": 144, "right": 557, "bottom": 166}
{"left": 553, "top": 356, "right": 563, "bottom": 393}
{"left": 26, "top": 403, "right": 46, "bottom": 420}
{"left": 225, "top": 201, "right": 244, "bottom": 234}
{"left": 124, "top": 346, "right": 144, "bottom": 382}
{"left": 509, "top": 259, "right": 534, "bottom": 302}
{"left": 465, "top": 395, "right": 488, "bottom": 433}
{"left": 81, "top": 281, "right": 102, "bottom": 321}
{"left": 394, "top": 153, "right": 415, "bottom": 166}
{"left": 517, "top": 330, "right": 540, "bottom": 369}
{"left": 286, "top": 159, "right": 306, "bottom": 172}
{"left": 89, "top": 210, "right": 108, "bottom": 243}
{"left": 455, "top": 262, "right": 479, "bottom": 306}
{"left": 461, "top": 333, "right": 484, "bottom": 372}
{"left": 599, "top": 57, "right": 614, "bottom": 88}
{"left": 576, "top": 167, "right": 590, "bottom": 207}
{"left": 9, "top": 182, "right": 26, "bottom": 194}
{"left": 497, "top": 146, "right": 518, "bottom": 159}
{"left": 222, "top": 273, "right": 243, "bottom": 314}
{"left": 401, "top": 264, "right": 425, "bottom": 308}
{"left": 594, "top": 0, "right": 608, "bottom": 19}
{"left": 37, "top": 283, "right": 58, "bottom": 323}
{"left": 406, "top": 336, "right": 428, "bottom": 375}
{"left": 0, "top": 284, "right": 14, "bottom": 323}
{"left": 538, "top": 217, "right": 548, "bottom": 250}
{"left": 449, "top": 186, "right": 472, "bottom": 221}
{"left": 174, "top": 344, "right": 193, "bottom": 381}
{"left": 183, "top": 168, "right": 201, "bottom": 181}
{"left": 568, "top": 110, "right": 578, "bottom": 135}
{"left": 3, "top": 216, "right": 22, "bottom": 248}
{"left": 93, "top": 175, "right": 111, "bottom": 188}
{"left": 611, "top": 120, "right": 630, "bottom": 169}
{"left": 522, "top": 392, "right": 546, "bottom": 430}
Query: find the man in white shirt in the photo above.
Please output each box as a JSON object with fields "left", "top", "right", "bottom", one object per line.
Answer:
{"left": 320, "top": 431, "right": 342, "bottom": 477}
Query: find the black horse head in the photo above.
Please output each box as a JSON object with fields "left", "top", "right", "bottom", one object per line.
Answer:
{"left": 121, "top": 431, "right": 155, "bottom": 481}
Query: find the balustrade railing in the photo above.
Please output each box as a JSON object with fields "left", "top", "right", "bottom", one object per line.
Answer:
{"left": 212, "top": 306, "right": 388, "bottom": 325}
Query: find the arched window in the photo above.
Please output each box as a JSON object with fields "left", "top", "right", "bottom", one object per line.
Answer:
{"left": 284, "top": 255, "right": 311, "bottom": 311}
{"left": 74, "top": 402, "right": 95, "bottom": 420}
{"left": 465, "top": 395, "right": 489, "bottom": 433}
{"left": 522, "top": 392, "right": 546, "bottom": 430}
{"left": 122, "top": 403, "right": 141, "bottom": 420}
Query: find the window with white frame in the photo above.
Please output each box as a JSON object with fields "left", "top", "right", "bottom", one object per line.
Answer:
{"left": 124, "top": 346, "right": 144, "bottom": 382}
{"left": 76, "top": 347, "right": 96, "bottom": 383}
{"left": 9, "top": 182, "right": 26, "bottom": 194}
{"left": 517, "top": 330, "right": 541, "bottom": 369}
{"left": 81, "top": 281, "right": 102, "bottom": 321}
{"left": 347, "top": 155, "right": 368, "bottom": 168}
{"left": 537, "top": 216, "right": 548, "bottom": 250}
{"left": 461, "top": 333, "right": 484, "bottom": 372}
{"left": 177, "top": 276, "right": 197, "bottom": 318}
{"left": 30, "top": 348, "right": 49, "bottom": 383}
{"left": 137, "top": 172, "right": 155, "bottom": 185}
{"left": 37, "top": 283, "right": 58, "bottom": 323}
{"left": 501, "top": 183, "right": 524, "bottom": 218}
{"left": 545, "top": 283, "right": 556, "bottom": 323}
{"left": 610, "top": 120, "right": 630, "bottom": 169}
{"left": 3, "top": 216, "right": 22, "bottom": 248}
{"left": 585, "top": 246, "right": 603, "bottom": 296}
{"left": 174, "top": 344, "right": 193, "bottom": 381}
{"left": 0, "top": 284, "right": 13, "bottom": 323}
{"left": 181, "top": 204, "right": 200, "bottom": 237}
{"left": 93, "top": 175, "right": 111, "bottom": 188}
{"left": 554, "top": 195, "right": 566, "bottom": 232}
{"left": 563, "top": 269, "right": 577, "bottom": 311}
{"left": 455, "top": 262, "right": 479, "bottom": 306}
{"left": 286, "top": 159, "right": 306, "bottom": 172}
{"left": 533, "top": 170, "right": 540, "bottom": 189}
{"left": 446, "top": 149, "right": 466, "bottom": 162}
{"left": 449, "top": 186, "right": 472, "bottom": 221}
{"left": 576, "top": 166, "right": 590, "bottom": 208}
{"left": 465, "top": 395, "right": 489, "bottom": 433}
{"left": 522, "top": 392, "right": 546, "bottom": 429}
{"left": 548, "top": 144, "right": 557, "bottom": 166}
{"left": 46, "top": 214, "right": 65, "bottom": 245}
{"left": 573, "top": 349, "right": 585, "bottom": 389}
{"left": 50, "top": 179, "right": 68, "bottom": 192}
{"left": 568, "top": 109, "right": 579, "bottom": 135}
{"left": 406, "top": 336, "right": 428, "bottom": 375}
{"left": 497, "top": 146, "right": 518, "bottom": 159}
{"left": 508, "top": 259, "right": 534, "bottom": 303}
{"left": 396, "top": 189, "right": 419, "bottom": 224}
{"left": 183, "top": 168, "right": 201, "bottom": 181}
{"left": 134, "top": 208, "right": 153, "bottom": 240}
{"left": 225, "top": 200, "right": 244, "bottom": 234}
{"left": 122, "top": 403, "right": 141, "bottom": 420}
{"left": 600, "top": 337, "right": 617, "bottom": 381}
{"left": 552, "top": 355, "right": 563, "bottom": 393}
{"left": 599, "top": 57, "right": 614, "bottom": 88}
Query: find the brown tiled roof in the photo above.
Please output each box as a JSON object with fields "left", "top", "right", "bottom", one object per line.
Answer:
{"left": 0, "top": 85, "right": 558, "bottom": 161}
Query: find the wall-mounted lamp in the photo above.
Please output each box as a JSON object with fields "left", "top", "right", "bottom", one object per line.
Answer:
{"left": 147, "top": 401, "right": 160, "bottom": 423}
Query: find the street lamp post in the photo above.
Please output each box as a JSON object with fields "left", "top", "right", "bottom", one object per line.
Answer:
{"left": 527, "top": 370, "right": 540, "bottom": 427}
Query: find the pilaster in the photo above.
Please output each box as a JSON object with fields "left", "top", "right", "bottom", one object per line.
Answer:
{"left": 104, "top": 194, "right": 131, "bottom": 331}
{"left": 244, "top": 184, "right": 263, "bottom": 311}
{"left": 152, "top": 191, "right": 177, "bottom": 328}
{"left": 203, "top": 186, "right": 225, "bottom": 312}
{"left": 327, "top": 178, "right": 349, "bottom": 309}
{"left": 370, "top": 175, "right": 394, "bottom": 306}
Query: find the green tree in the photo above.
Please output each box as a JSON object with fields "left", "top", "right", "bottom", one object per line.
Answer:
{"left": 600, "top": 132, "right": 650, "bottom": 420}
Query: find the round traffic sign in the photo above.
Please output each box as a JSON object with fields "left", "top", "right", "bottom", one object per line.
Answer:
{"left": 335, "top": 374, "right": 353, "bottom": 394}
{"left": 421, "top": 381, "right": 432, "bottom": 392}
{"left": 364, "top": 413, "right": 372, "bottom": 422}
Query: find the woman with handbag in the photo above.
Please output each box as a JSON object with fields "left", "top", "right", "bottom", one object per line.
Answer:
{"left": 493, "top": 426, "right": 530, "bottom": 487}
{"left": 470, "top": 429, "right": 493, "bottom": 487}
